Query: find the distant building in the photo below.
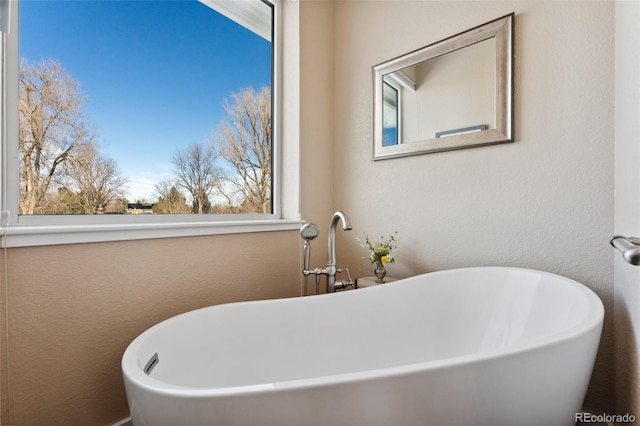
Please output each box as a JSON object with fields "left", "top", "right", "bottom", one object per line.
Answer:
{"left": 126, "top": 202, "right": 155, "bottom": 214}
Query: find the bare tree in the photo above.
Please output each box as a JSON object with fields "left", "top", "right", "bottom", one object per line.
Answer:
{"left": 215, "top": 86, "right": 271, "bottom": 214}
{"left": 36, "top": 186, "right": 79, "bottom": 215}
{"left": 19, "top": 58, "right": 94, "bottom": 214}
{"left": 64, "top": 143, "right": 128, "bottom": 214}
{"left": 172, "top": 143, "right": 221, "bottom": 214}
{"left": 154, "top": 180, "right": 191, "bottom": 214}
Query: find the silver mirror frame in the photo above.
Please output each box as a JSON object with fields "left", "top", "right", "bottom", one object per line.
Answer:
{"left": 373, "top": 13, "right": 514, "bottom": 160}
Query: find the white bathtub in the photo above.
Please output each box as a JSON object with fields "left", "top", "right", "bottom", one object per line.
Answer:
{"left": 122, "top": 267, "right": 603, "bottom": 426}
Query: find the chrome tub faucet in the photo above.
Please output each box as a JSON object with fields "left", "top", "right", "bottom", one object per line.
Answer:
{"left": 301, "top": 211, "right": 354, "bottom": 294}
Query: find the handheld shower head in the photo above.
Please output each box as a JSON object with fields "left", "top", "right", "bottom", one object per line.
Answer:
{"left": 300, "top": 223, "right": 319, "bottom": 241}
{"left": 300, "top": 223, "right": 319, "bottom": 267}
{"left": 300, "top": 223, "right": 319, "bottom": 296}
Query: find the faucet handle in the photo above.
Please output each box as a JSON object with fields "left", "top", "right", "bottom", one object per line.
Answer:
{"left": 344, "top": 268, "right": 353, "bottom": 284}
{"left": 336, "top": 267, "right": 353, "bottom": 280}
{"left": 334, "top": 267, "right": 355, "bottom": 291}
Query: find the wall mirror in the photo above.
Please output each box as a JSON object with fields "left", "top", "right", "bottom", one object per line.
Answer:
{"left": 373, "top": 13, "right": 514, "bottom": 160}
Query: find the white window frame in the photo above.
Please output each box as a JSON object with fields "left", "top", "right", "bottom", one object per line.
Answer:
{"left": 382, "top": 78, "right": 402, "bottom": 146}
{"left": 0, "top": 0, "right": 301, "bottom": 247}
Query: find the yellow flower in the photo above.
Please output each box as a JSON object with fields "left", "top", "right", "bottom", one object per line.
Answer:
{"left": 381, "top": 255, "right": 389, "bottom": 265}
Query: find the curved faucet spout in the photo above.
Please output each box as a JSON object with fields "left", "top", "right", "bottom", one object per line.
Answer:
{"left": 326, "top": 211, "right": 352, "bottom": 293}
{"left": 327, "top": 211, "right": 351, "bottom": 293}
{"left": 334, "top": 211, "right": 352, "bottom": 232}
{"left": 328, "top": 211, "right": 352, "bottom": 266}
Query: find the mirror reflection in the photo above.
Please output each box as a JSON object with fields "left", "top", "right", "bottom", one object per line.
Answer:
{"left": 383, "top": 38, "right": 495, "bottom": 146}
{"left": 382, "top": 81, "right": 400, "bottom": 146}
{"left": 373, "top": 13, "right": 513, "bottom": 160}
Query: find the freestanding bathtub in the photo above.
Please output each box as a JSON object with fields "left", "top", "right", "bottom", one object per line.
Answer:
{"left": 122, "top": 267, "right": 603, "bottom": 426}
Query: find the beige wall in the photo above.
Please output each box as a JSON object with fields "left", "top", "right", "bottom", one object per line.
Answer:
{"left": 1, "top": 232, "right": 300, "bottom": 425}
{"left": 614, "top": 0, "right": 640, "bottom": 418}
{"left": 299, "top": 1, "right": 336, "bottom": 284}
{"left": 330, "top": 0, "right": 614, "bottom": 413}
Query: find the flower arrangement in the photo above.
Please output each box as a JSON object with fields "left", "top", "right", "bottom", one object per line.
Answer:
{"left": 362, "top": 232, "right": 398, "bottom": 270}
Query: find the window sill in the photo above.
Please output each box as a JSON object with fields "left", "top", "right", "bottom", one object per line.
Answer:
{"left": 1, "top": 218, "right": 303, "bottom": 248}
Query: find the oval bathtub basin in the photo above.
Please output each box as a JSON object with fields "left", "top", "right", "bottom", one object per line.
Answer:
{"left": 122, "top": 266, "right": 604, "bottom": 426}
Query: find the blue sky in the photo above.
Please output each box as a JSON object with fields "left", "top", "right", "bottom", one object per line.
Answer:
{"left": 20, "top": 0, "right": 272, "bottom": 201}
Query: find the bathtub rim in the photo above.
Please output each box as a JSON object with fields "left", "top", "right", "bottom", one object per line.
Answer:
{"left": 122, "top": 266, "right": 604, "bottom": 398}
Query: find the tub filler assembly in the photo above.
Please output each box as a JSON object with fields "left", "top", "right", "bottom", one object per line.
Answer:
{"left": 122, "top": 267, "right": 603, "bottom": 426}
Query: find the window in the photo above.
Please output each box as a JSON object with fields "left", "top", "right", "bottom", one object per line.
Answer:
{"left": 382, "top": 80, "right": 400, "bottom": 147}
{"left": 1, "top": 0, "right": 300, "bottom": 246}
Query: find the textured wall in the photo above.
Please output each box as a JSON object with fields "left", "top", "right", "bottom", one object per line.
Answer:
{"left": 2, "top": 231, "right": 300, "bottom": 425}
{"left": 614, "top": 0, "right": 640, "bottom": 418}
{"left": 331, "top": 1, "right": 614, "bottom": 413}
{"left": 298, "top": 1, "right": 336, "bottom": 286}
